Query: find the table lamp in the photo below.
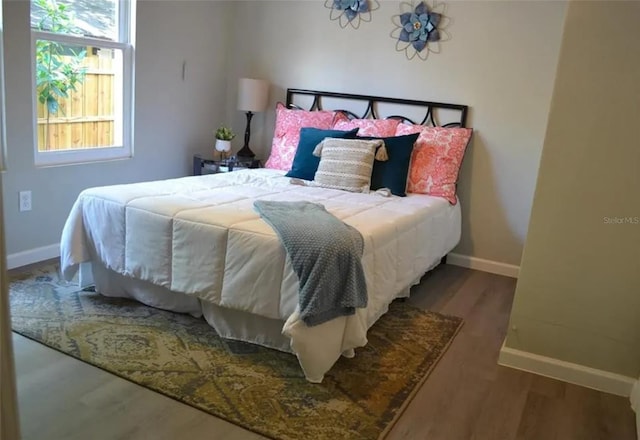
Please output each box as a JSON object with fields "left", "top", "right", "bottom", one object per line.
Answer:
{"left": 236, "top": 78, "right": 269, "bottom": 159}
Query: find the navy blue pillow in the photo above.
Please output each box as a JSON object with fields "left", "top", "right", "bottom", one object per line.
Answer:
{"left": 365, "top": 133, "right": 420, "bottom": 197}
{"left": 285, "top": 127, "right": 359, "bottom": 181}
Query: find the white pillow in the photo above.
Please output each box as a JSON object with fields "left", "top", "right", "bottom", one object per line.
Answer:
{"left": 312, "top": 138, "right": 385, "bottom": 193}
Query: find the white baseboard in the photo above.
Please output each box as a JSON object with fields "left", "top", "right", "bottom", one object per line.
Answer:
{"left": 498, "top": 343, "right": 636, "bottom": 397}
{"left": 7, "top": 243, "right": 59, "bottom": 270}
{"left": 631, "top": 380, "right": 639, "bottom": 438}
{"left": 447, "top": 253, "right": 520, "bottom": 278}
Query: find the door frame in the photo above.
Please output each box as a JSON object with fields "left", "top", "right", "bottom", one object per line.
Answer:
{"left": 0, "top": 0, "right": 21, "bottom": 437}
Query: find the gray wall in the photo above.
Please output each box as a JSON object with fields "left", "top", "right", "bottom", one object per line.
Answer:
{"left": 2, "top": 0, "right": 235, "bottom": 255}
{"left": 228, "top": 0, "right": 567, "bottom": 266}
{"left": 505, "top": 1, "right": 640, "bottom": 377}
{"left": 3, "top": 0, "right": 568, "bottom": 268}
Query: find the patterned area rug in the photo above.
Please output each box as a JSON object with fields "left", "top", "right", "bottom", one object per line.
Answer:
{"left": 9, "top": 265, "right": 462, "bottom": 440}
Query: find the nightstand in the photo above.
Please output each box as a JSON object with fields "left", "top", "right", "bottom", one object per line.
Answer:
{"left": 193, "top": 155, "right": 262, "bottom": 176}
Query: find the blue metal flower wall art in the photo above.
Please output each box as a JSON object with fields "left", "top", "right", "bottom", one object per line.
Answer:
{"left": 325, "top": 0, "right": 380, "bottom": 29}
{"left": 391, "top": 1, "right": 450, "bottom": 61}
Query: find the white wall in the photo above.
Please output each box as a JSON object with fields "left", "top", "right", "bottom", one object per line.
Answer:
{"left": 504, "top": 0, "right": 640, "bottom": 378}
{"left": 2, "top": 0, "right": 235, "bottom": 255}
{"left": 631, "top": 378, "right": 640, "bottom": 438}
{"left": 229, "top": 0, "right": 567, "bottom": 266}
{"left": 632, "top": 379, "right": 639, "bottom": 438}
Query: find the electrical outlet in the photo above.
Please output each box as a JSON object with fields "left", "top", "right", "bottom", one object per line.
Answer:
{"left": 19, "top": 191, "right": 32, "bottom": 212}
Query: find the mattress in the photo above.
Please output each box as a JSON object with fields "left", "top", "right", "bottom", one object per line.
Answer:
{"left": 60, "top": 169, "right": 461, "bottom": 381}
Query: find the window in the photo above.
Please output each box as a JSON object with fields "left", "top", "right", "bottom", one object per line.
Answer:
{"left": 30, "top": 0, "right": 135, "bottom": 166}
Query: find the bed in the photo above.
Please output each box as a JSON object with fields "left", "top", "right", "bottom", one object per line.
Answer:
{"left": 60, "top": 89, "right": 470, "bottom": 383}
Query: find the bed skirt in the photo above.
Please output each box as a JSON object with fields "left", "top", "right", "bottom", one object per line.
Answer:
{"left": 90, "top": 258, "right": 437, "bottom": 356}
{"left": 92, "top": 261, "right": 296, "bottom": 353}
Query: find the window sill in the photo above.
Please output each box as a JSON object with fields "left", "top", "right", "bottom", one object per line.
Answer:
{"left": 35, "top": 146, "right": 132, "bottom": 168}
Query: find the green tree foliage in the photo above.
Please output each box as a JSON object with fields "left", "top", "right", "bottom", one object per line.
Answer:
{"left": 35, "top": 0, "right": 87, "bottom": 116}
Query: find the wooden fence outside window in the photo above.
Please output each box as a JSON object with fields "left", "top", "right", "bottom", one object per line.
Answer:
{"left": 37, "top": 47, "right": 116, "bottom": 151}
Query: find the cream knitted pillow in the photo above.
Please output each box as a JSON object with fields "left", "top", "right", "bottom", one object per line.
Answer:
{"left": 312, "top": 138, "right": 386, "bottom": 193}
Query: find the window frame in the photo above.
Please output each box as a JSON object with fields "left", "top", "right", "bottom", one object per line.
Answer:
{"left": 30, "top": 0, "right": 136, "bottom": 167}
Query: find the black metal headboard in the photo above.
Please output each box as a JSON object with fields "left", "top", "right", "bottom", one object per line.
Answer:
{"left": 285, "top": 88, "right": 468, "bottom": 128}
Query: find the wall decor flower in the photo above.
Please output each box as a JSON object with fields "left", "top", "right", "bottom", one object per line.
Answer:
{"left": 325, "top": 0, "right": 380, "bottom": 29}
{"left": 391, "top": 1, "right": 450, "bottom": 61}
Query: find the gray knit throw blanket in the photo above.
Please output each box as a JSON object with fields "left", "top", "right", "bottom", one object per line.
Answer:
{"left": 253, "top": 200, "right": 367, "bottom": 326}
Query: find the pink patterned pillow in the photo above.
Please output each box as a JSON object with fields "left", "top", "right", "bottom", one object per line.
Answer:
{"left": 333, "top": 115, "right": 400, "bottom": 137}
{"left": 395, "top": 123, "right": 473, "bottom": 204}
{"left": 264, "top": 103, "right": 336, "bottom": 171}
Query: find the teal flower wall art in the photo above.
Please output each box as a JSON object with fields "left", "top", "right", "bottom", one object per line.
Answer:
{"left": 325, "top": 0, "right": 380, "bottom": 29}
{"left": 391, "top": 1, "right": 450, "bottom": 61}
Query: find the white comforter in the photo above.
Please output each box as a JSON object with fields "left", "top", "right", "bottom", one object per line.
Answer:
{"left": 60, "top": 169, "right": 460, "bottom": 381}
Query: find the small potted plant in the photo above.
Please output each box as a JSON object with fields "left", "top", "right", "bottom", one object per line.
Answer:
{"left": 214, "top": 125, "right": 235, "bottom": 159}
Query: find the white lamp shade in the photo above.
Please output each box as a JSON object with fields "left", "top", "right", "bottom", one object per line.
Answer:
{"left": 237, "top": 78, "right": 269, "bottom": 112}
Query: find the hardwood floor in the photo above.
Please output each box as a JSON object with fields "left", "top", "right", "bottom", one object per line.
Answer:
{"left": 11, "top": 264, "right": 637, "bottom": 440}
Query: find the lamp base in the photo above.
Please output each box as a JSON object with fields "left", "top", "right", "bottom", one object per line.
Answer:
{"left": 237, "top": 111, "right": 256, "bottom": 159}
{"left": 236, "top": 145, "right": 255, "bottom": 159}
